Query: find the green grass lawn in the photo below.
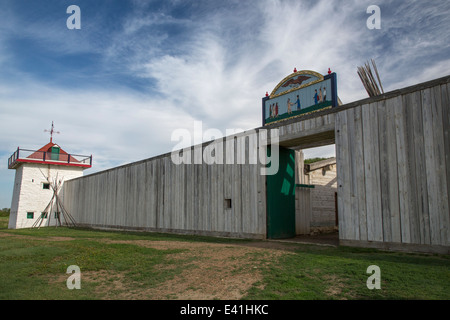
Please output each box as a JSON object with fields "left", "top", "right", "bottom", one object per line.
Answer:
{"left": 0, "top": 215, "right": 449, "bottom": 300}
{"left": 247, "top": 245, "right": 449, "bottom": 300}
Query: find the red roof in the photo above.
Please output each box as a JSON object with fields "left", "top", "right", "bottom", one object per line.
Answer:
{"left": 27, "top": 142, "right": 80, "bottom": 163}
{"left": 8, "top": 141, "right": 92, "bottom": 169}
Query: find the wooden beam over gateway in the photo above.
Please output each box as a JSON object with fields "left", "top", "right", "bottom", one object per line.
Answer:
{"left": 263, "top": 109, "right": 336, "bottom": 149}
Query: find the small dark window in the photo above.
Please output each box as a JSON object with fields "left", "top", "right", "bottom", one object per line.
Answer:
{"left": 224, "top": 199, "right": 232, "bottom": 209}
{"left": 41, "top": 212, "right": 48, "bottom": 219}
{"left": 27, "top": 212, "right": 34, "bottom": 219}
{"left": 43, "top": 183, "right": 50, "bottom": 190}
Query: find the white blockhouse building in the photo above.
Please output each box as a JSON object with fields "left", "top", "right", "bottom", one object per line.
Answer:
{"left": 7, "top": 137, "right": 92, "bottom": 229}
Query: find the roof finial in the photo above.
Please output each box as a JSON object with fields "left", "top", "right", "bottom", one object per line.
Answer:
{"left": 44, "top": 121, "right": 60, "bottom": 143}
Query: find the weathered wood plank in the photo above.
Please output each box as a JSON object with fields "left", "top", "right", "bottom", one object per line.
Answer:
{"left": 352, "top": 106, "right": 367, "bottom": 242}
{"left": 200, "top": 161, "right": 207, "bottom": 231}
{"left": 384, "top": 97, "right": 401, "bottom": 243}
{"left": 346, "top": 107, "right": 360, "bottom": 241}
{"left": 242, "top": 162, "right": 250, "bottom": 234}
{"left": 305, "top": 157, "right": 336, "bottom": 172}
{"left": 142, "top": 162, "right": 149, "bottom": 228}
{"left": 123, "top": 167, "right": 131, "bottom": 226}
{"left": 394, "top": 94, "right": 412, "bottom": 243}
{"left": 217, "top": 147, "right": 225, "bottom": 232}
{"left": 335, "top": 110, "right": 353, "bottom": 240}
{"left": 422, "top": 88, "right": 441, "bottom": 245}
{"left": 232, "top": 140, "right": 241, "bottom": 233}
{"left": 157, "top": 158, "right": 164, "bottom": 229}
{"left": 146, "top": 161, "right": 156, "bottom": 228}
{"left": 257, "top": 144, "right": 266, "bottom": 235}
{"left": 206, "top": 160, "right": 212, "bottom": 232}
{"left": 202, "top": 147, "right": 210, "bottom": 231}
{"left": 186, "top": 148, "right": 195, "bottom": 231}
{"left": 334, "top": 111, "right": 344, "bottom": 238}
{"left": 224, "top": 138, "right": 233, "bottom": 232}
{"left": 295, "top": 187, "right": 311, "bottom": 235}
{"left": 250, "top": 162, "right": 258, "bottom": 234}
{"left": 106, "top": 172, "right": 115, "bottom": 227}
{"left": 135, "top": 164, "right": 143, "bottom": 227}
{"left": 403, "top": 91, "right": 421, "bottom": 244}
{"left": 362, "top": 102, "right": 383, "bottom": 242}
{"left": 249, "top": 136, "right": 259, "bottom": 235}
{"left": 443, "top": 83, "right": 450, "bottom": 245}
{"left": 176, "top": 160, "right": 184, "bottom": 229}
{"left": 135, "top": 163, "right": 144, "bottom": 227}
{"left": 164, "top": 157, "right": 171, "bottom": 229}
{"left": 410, "top": 90, "right": 430, "bottom": 244}
{"left": 127, "top": 165, "right": 135, "bottom": 227}
{"left": 432, "top": 85, "right": 449, "bottom": 245}
{"left": 377, "top": 99, "right": 391, "bottom": 242}
{"left": 116, "top": 167, "right": 126, "bottom": 227}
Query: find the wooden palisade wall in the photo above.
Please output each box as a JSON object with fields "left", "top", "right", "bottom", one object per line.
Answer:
{"left": 63, "top": 130, "right": 268, "bottom": 239}
{"left": 335, "top": 76, "right": 450, "bottom": 253}
{"left": 62, "top": 74, "right": 450, "bottom": 253}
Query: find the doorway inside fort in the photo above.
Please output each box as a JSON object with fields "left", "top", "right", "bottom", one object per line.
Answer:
{"left": 266, "top": 144, "right": 338, "bottom": 240}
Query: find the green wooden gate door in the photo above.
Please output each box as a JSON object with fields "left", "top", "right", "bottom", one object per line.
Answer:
{"left": 266, "top": 146, "right": 296, "bottom": 239}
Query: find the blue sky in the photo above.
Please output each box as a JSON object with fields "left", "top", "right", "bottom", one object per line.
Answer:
{"left": 1, "top": 0, "right": 450, "bottom": 208}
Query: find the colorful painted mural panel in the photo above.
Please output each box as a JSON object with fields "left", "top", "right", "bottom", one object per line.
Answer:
{"left": 263, "top": 70, "right": 338, "bottom": 125}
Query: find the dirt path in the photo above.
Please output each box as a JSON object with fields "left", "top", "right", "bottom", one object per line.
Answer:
{"left": 94, "top": 239, "right": 288, "bottom": 300}
{"left": 76, "top": 235, "right": 339, "bottom": 300}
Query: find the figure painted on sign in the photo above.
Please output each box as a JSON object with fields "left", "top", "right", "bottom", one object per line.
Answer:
{"left": 287, "top": 98, "right": 293, "bottom": 114}
{"left": 323, "top": 87, "right": 327, "bottom": 101}
{"left": 269, "top": 104, "right": 273, "bottom": 118}
{"left": 314, "top": 89, "right": 318, "bottom": 105}
{"left": 275, "top": 102, "right": 279, "bottom": 117}
{"left": 295, "top": 95, "right": 301, "bottom": 110}
{"left": 319, "top": 88, "right": 323, "bottom": 103}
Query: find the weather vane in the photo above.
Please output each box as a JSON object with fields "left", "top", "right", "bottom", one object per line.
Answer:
{"left": 44, "top": 121, "right": 60, "bottom": 143}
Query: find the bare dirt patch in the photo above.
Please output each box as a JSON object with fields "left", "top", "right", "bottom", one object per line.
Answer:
{"left": 0, "top": 231, "right": 75, "bottom": 242}
{"left": 95, "top": 239, "right": 285, "bottom": 300}
{"left": 46, "top": 237, "right": 288, "bottom": 300}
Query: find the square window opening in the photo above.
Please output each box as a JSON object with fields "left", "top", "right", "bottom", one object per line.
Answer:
{"left": 224, "top": 199, "right": 232, "bottom": 209}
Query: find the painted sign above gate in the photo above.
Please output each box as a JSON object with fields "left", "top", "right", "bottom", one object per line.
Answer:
{"left": 262, "top": 70, "right": 338, "bottom": 125}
